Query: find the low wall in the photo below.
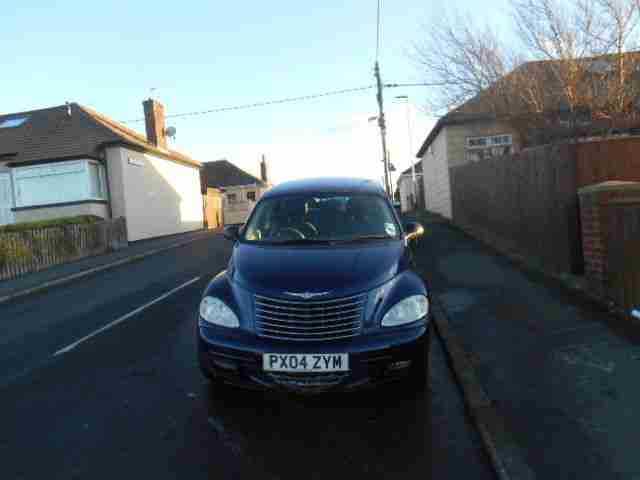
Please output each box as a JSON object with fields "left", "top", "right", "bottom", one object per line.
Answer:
{"left": 578, "top": 181, "right": 640, "bottom": 314}
{"left": 14, "top": 202, "right": 109, "bottom": 223}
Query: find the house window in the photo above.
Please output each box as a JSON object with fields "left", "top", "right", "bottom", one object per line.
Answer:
{"left": 466, "top": 134, "right": 513, "bottom": 162}
{"left": 12, "top": 159, "right": 108, "bottom": 208}
{"left": 227, "top": 193, "right": 237, "bottom": 204}
{"left": 246, "top": 191, "right": 256, "bottom": 201}
{"left": 88, "top": 162, "right": 107, "bottom": 199}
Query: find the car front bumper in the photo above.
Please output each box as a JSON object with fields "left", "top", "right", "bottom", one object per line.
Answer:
{"left": 197, "top": 320, "right": 429, "bottom": 393}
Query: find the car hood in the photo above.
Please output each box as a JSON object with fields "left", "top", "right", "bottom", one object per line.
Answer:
{"left": 231, "top": 241, "right": 405, "bottom": 297}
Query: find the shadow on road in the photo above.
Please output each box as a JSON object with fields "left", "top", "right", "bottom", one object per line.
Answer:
{"left": 204, "top": 382, "right": 432, "bottom": 479}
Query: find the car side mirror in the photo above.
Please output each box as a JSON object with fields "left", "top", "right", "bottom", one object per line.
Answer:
{"left": 404, "top": 222, "right": 425, "bottom": 242}
{"left": 224, "top": 225, "right": 241, "bottom": 241}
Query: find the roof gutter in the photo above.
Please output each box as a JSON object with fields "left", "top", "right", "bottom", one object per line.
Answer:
{"left": 99, "top": 140, "right": 201, "bottom": 168}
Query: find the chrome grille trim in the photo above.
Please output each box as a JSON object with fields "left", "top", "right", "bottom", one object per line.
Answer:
{"left": 255, "top": 313, "right": 361, "bottom": 324}
{"left": 256, "top": 305, "right": 363, "bottom": 316}
{"left": 255, "top": 293, "right": 366, "bottom": 305}
{"left": 254, "top": 293, "right": 366, "bottom": 341}
{"left": 257, "top": 320, "right": 360, "bottom": 331}
{"left": 259, "top": 326, "right": 359, "bottom": 337}
{"left": 255, "top": 301, "right": 366, "bottom": 312}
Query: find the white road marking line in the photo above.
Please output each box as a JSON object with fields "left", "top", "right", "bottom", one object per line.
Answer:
{"left": 53, "top": 276, "right": 201, "bottom": 357}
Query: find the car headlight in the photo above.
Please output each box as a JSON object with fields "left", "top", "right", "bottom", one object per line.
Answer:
{"left": 199, "top": 296, "right": 240, "bottom": 328}
{"left": 381, "top": 295, "right": 429, "bottom": 327}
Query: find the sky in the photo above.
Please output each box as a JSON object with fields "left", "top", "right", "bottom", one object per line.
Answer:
{"left": 1, "top": 0, "right": 513, "bottom": 186}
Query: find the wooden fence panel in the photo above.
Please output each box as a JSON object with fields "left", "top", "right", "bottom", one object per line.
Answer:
{"left": 607, "top": 202, "right": 640, "bottom": 312}
{"left": 0, "top": 217, "right": 128, "bottom": 281}
{"left": 449, "top": 144, "right": 581, "bottom": 273}
{"left": 576, "top": 137, "right": 640, "bottom": 187}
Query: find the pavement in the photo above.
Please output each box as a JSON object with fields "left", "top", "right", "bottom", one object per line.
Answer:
{"left": 0, "top": 228, "right": 219, "bottom": 303}
{"left": 410, "top": 211, "right": 640, "bottom": 479}
{"left": 0, "top": 230, "right": 494, "bottom": 479}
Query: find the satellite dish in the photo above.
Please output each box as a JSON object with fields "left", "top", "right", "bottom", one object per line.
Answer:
{"left": 165, "top": 126, "right": 177, "bottom": 140}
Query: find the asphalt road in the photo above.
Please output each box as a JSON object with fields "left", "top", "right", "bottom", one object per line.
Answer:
{"left": 0, "top": 234, "right": 494, "bottom": 479}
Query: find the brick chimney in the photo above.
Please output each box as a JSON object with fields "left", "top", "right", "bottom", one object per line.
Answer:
{"left": 260, "top": 154, "right": 269, "bottom": 183}
{"left": 142, "top": 98, "right": 167, "bottom": 149}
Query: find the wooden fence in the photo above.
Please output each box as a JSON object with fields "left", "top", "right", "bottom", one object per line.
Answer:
{"left": 576, "top": 136, "right": 640, "bottom": 187}
{"left": 449, "top": 136, "right": 640, "bottom": 274}
{"left": 606, "top": 199, "right": 640, "bottom": 313}
{"left": 0, "top": 217, "right": 127, "bottom": 281}
{"left": 450, "top": 143, "right": 582, "bottom": 273}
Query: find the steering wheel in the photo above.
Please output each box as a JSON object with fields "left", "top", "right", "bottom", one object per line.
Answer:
{"left": 299, "top": 222, "right": 319, "bottom": 237}
{"left": 274, "top": 227, "right": 306, "bottom": 240}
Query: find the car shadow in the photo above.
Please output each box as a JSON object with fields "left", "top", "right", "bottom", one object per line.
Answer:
{"left": 204, "top": 382, "right": 433, "bottom": 479}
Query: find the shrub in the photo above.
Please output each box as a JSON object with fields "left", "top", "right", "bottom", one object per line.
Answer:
{"left": 0, "top": 240, "right": 8, "bottom": 270}
{"left": 0, "top": 215, "right": 102, "bottom": 234}
{"left": 0, "top": 237, "right": 34, "bottom": 268}
{"left": 12, "top": 241, "right": 33, "bottom": 263}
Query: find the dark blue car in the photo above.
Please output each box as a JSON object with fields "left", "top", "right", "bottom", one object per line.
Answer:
{"left": 197, "top": 177, "right": 430, "bottom": 394}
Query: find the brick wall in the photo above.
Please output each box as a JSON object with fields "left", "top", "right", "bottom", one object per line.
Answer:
{"left": 578, "top": 181, "right": 640, "bottom": 299}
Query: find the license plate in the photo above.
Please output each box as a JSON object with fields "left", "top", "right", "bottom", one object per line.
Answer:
{"left": 263, "top": 353, "right": 349, "bottom": 372}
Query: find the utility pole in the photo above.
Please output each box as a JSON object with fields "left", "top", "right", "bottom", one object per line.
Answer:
{"left": 375, "top": 61, "right": 391, "bottom": 196}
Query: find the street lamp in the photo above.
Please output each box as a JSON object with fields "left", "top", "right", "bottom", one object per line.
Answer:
{"left": 395, "top": 95, "right": 416, "bottom": 210}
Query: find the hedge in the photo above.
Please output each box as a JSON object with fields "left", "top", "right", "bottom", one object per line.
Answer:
{"left": 0, "top": 215, "right": 102, "bottom": 234}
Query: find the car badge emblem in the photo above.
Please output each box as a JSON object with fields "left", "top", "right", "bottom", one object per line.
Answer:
{"left": 284, "top": 291, "right": 331, "bottom": 300}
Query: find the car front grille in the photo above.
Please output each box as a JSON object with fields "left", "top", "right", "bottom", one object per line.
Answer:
{"left": 254, "top": 293, "right": 367, "bottom": 341}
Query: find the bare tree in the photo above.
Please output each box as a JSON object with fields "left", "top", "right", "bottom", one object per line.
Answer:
{"left": 416, "top": 0, "right": 640, "bottom": 144}
{"left": 413, "top": 14, "right": 517, "bottom": 114}
{"left": 512, "top": 0, "right": 640, "bottom": 115}
{"left": 592, "top": 0, "right": 640, "bottom": 115}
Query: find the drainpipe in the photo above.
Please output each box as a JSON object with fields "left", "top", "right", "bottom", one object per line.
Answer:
{"left": 99, "top": 148, "right": 114, "bottom": 220}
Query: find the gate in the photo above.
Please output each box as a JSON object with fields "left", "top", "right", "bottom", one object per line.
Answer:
{"left": 204, "top": 188, "right": 223, "bottom": 229}
{"left": 606, "top": 199, "right": 640, "bottom": 313}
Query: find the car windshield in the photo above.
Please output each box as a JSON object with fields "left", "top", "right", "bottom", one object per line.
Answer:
{"left": 242, "top": 193, "right": 400, "bottom": 243}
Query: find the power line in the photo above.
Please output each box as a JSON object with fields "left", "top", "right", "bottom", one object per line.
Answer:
{"left": 385, "top": 82, "right": 453, "bottom": 88}
{"left": 120, "top": 85, "right": 376, "bottom": 123}
{"left": 119, "top": 81, "right": 454, "bottom": 124}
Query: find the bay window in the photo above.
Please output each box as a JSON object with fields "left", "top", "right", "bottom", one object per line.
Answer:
{"left": 12, "top": 159, "right": 108, "bottom": 208}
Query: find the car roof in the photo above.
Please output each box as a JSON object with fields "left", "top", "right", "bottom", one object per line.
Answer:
{"left": 262, "top": 177, "right": 387, "bottom": 199}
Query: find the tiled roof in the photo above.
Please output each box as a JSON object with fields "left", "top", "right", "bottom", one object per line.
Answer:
{"left": 202, "top": 159, "right": 265, "bottom": 188}
{"left": 0, "top": 103, "right": 201, "bottom": 167}
{"left": 416, "top": 53, "right": 640, "bottom": 157}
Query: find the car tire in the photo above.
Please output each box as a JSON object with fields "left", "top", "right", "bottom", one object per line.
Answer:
{"left": 406, "top": 327, "right": 431, "bottom": 391}
{"left": 199, "top": 362, "right": 227, "bottom": 390}
{"left": 201, "top": 368, "right": 233, "bottom": 395}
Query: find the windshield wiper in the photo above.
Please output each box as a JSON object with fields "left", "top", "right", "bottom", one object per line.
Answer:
{"left": 332, "top": 235, "right": 396, "bottom": 243}
{"left": 268, "top": 238, "right": 334, "bottom": 245}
